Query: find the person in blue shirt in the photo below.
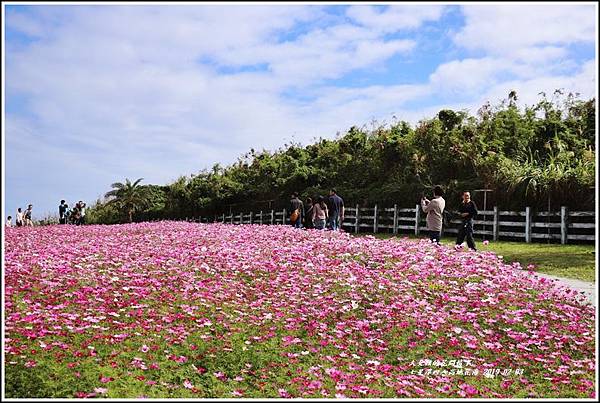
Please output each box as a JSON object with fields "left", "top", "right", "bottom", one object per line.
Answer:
{"left": 328, "top": 188, "right": 345, "bottom": 231}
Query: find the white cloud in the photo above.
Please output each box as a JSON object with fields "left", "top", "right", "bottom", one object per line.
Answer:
{"left": 476, "top": 59, "right": 597, "bottom": 109}
{"left": 431, "top": 3, "right": 596, "bottom": 101}
{"left": 3, "top": 4, "right": 596, "bottom": 218}
{"left": 346, "top": 4, "right": 445, "bottom": 33}
{"left": 510, "top": 46, "right": 568, "bottom": 64}
{"left": 429, "top": 57, "right": 505, "bottom": 96}
{"left": 454, "top": 4, "right": 596, "bottom": 55}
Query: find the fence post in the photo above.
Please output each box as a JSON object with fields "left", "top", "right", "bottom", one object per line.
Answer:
{"left": 283, "top": 209, "right": 286, "bottom": 225}
{"left": 373, "top": 204, "right": 378, "bottom": 233}
{"left": 238, "top": 212, "right": 242, "bottom": 224}
{"left": 561, "top": 206, "right": 568, "bottom": 245}
{"left": 393, "top": 204, "right": 398, "bottom": 235}
{"left": 414, "top": 204, "right": 420, "bottom": 235}
{"left": 249, "top": 212, "right": 253, "bottom": 225}
{"left": 493, "top": 207, "right": 499, "bottom": 241}
{"left": 259, "top": 211, "right": 263, "bottom": 225}
{"left": 355, "top": 204, "right": 360, "bottom": 233}
{"left": 525, "top": 207, "right": 531, "bottom": 243}
{"left": 271, "top": 210, "right": 274, "bottom": 225}
{"left": 222, "top": 213, "right": 225, "bottom": 223}
{"left": 198, "top": 216, "right": 202, "bottom": 223}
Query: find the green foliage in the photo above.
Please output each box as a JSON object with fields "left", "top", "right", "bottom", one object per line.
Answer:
{"left": 87, "top": 91, "right": 595, "bottom": 224}
{"left": 103, "top": 178, "right": 150, "bottom": 223}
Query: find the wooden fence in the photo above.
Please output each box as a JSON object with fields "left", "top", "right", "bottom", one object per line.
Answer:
{"left": 181, "top": 205, "right": 595, "bottom": 244}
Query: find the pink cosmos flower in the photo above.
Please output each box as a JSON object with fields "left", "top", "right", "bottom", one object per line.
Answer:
{"left": 4, "top": 222, "right": 596, "bottom": 398}
{"left": 213, "top": 371, "right": 227, "bottom": 381}
{"left": 460, "top": 384, "right": 478, "bottom": 397}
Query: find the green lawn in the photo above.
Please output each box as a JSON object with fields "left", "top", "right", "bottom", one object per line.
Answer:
{"left": 353, "top": 232, "right": 596, "bottom": 283}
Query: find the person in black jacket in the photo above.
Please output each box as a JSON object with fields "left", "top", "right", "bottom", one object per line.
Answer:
{"left": 59, "top": 200, "right": 67, "bottom": 224}
{"left": 456, "top": 191, "right": 478, "bottom": 251}
{"left": 304, "top": 197, "right": 314, "bottom": 229}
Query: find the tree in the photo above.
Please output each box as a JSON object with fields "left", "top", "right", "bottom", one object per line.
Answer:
{"left": 104, "top": 178, "right": 149, "bottom": 223}
{"left": 86, "top": 91, "right": 595, "bottom": 224}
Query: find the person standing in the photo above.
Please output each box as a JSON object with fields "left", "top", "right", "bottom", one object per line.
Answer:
{"left": 24, "top": 204, "right": 34, "bottom": 226}
{"left": 63, "top": 204, "right": 71, "bottom": 224}
{"left": 421, "top": 185, "right": 446, "bottom": 244}
{"left": 289, "top": 192, "right": 304, "bottom": 229}
{"left": 328, "top": 188, "right": 345, "bottom": 231}
{"left": 313, "top": 196, "right": 329, "bottom": 230}
{"left": 59, "top": 200, "right": 68, "bottom": 224}
{"left": 304, "top": 197, "right": 314, "bottom": 229}
{"left": 78, "top": 201, "right": 86, "bottom": 225}
{"left": 15, "top": 208, "right": 24, "bottom": 227}
{"left": 6, "top": 216, "right": 13, "bottom": 227}
{"left": 71, "top": 204, "right": 81, "bottom": 225}
{"left": 456, "top": 191, "right": 478, "bottom": 251}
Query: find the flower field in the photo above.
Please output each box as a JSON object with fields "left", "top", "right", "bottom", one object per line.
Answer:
{"left": 4, "top": 222, "right": 596, "bottom": 398}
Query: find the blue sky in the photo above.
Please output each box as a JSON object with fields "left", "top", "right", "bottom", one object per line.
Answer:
{"left": 3, "top": 3, "right": 597, "bottom": 219}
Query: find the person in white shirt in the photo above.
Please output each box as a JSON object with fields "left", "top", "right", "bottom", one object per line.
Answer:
{"left": 6, "top": 216, "right": 13, "bottom": 227}
{"left": 15, "top": 208, "right": 24, "bottom": 227}
{"left": 421, "top": 185, "right": 446, "bottom": 244}
{"left": 78, "top": 201, "right": 86, "bottom": 225}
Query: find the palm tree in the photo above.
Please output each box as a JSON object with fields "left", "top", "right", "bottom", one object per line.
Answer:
{"left": 104, "top": 178, "right": 148, "bottom": 223}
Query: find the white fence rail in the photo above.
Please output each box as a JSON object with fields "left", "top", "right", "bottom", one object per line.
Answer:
{"left": 182, "top": 204, "right": 594, "bottom": 244}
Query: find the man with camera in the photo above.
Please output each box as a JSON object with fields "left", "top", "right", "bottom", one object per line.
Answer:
{"left": 421, "top": 185, "right": 446, "bottom": 244}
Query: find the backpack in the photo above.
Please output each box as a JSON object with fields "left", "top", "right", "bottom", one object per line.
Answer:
{"left": 290, "top": 209, "right": 300, "bottom": 223}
